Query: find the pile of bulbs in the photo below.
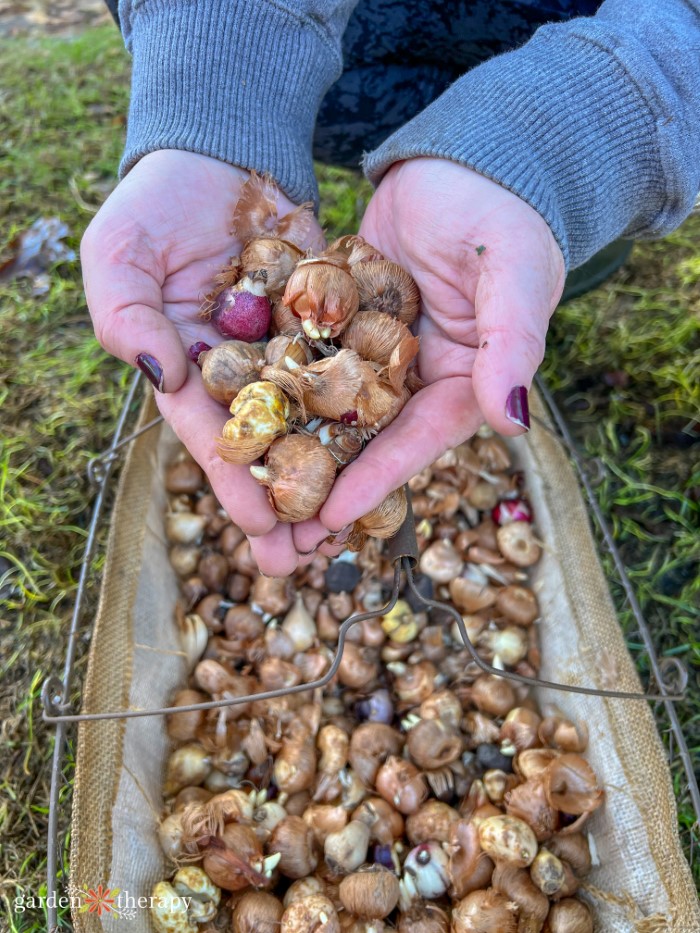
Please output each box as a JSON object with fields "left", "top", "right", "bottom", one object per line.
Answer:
{"left": 152, "top": 434, "right": 603, "bottom": 933}
{"left": 188, "top": 173, "right": 424, "bottom": 547}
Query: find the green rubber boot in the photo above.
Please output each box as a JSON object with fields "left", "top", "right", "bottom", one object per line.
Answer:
{"left": 560, "top": 239, "right": 633, "bottom": 303}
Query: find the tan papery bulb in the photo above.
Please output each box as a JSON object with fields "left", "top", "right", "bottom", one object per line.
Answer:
{"left": 232, "top": 172, "right": 315, "bottom": 246}
{"left": 262, "top": 348, "right": 412, "bottom": 433}
{"left": 324, "top": 234, "right": 384, "bottom": 267}
{"left": 351, "top": 260, "right": 421, "bottom": 325}
{"left": 346, "top": 487, "right": 408, "bottom": 552}
{"left": 250, "top": 434, "right": 337, "bottom": 522}
{"left": 283, "top": 258, "right": 359, "bottom": 340}
{"left": 200, "top": 341, "right": 266, "bottom": 405}
{"left": 341, "top": 311, "right": 419, "bottom": 368}
{"left": 241, "top": 237, "right": 304, "bottom": 298}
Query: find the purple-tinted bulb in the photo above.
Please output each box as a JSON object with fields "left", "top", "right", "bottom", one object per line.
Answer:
{"left": 355, "top": 688, "right": 394, "bottom": 724}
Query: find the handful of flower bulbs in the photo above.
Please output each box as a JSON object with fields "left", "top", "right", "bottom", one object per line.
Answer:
{"left": 189, "top": 174, "right": 423, "bottom": 551}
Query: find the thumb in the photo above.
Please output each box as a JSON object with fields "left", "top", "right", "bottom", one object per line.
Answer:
{"left": 81, "top": 223, "right": 189, "bottom": 393}
{"left": 470, "top": 254, "right": 561, "bottom": 435}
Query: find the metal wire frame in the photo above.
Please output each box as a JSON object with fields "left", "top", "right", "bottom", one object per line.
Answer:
{"left": 42, "top": 373, "right": 699, "bottom": 929}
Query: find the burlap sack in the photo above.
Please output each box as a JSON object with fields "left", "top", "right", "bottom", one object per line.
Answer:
{"left": 71, "top": 391, "right": 700, "bottom": 932}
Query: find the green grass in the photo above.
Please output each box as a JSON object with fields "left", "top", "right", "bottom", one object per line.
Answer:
{"left": 0, "top": 25, "right": 130, "bottom": 931}
{"left": 0, "top": 21, "right": 698, "bottom": 932}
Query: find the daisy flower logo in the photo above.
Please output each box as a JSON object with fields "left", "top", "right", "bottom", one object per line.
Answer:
{"left": 68, "top": 883, "right": 136, "bottom": 920}
{"left": 81, "top": 885, "right": 118, "bottom": 916}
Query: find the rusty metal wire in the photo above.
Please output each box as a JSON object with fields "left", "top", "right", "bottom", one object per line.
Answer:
{"left": 42, "top": 373, "right": 699, "bottom": 929}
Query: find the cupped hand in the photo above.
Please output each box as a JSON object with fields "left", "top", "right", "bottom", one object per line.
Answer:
{"left": 295, "top": 157, "right": 566, "bottom": 554}
{"left": 82, "top": 150, "right": 325, "bottom": 575}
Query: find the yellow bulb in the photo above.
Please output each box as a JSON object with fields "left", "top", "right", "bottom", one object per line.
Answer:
{"left": 381, "top": 599, "right": 418, "bottom": 643}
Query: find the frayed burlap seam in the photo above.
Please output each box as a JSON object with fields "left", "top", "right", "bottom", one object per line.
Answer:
{"left": 582, "top": 882, "right": 672, "bottom": 933}
{"left": 71, "top": 396, "right": 158, "bottom": 933}
{"left": 528, "top": 393, "right": 699, "bottom": 931}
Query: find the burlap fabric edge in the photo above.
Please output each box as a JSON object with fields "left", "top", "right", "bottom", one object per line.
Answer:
{"left": 70, "top": 395, "right": 161, "bottom": 933}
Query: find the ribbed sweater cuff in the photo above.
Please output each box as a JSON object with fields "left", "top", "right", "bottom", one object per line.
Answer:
{"left": 120, "top": 0, "right": 343, "bottom": 207}
{"left": 363, "top": 22, "right": 677, "bottom": 270}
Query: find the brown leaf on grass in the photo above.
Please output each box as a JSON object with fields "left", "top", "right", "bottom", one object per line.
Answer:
{"left": 0, "top": 216, "right": 76, "bottom": 293}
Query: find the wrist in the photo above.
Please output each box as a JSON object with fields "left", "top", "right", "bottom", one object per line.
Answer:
{"left": 120, "top": 0, "right": 343, "bottom": 207}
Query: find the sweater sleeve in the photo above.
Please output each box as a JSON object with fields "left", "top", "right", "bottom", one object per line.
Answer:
{"left": 117, "top": 0, "right": 358, "bottom": 207}
{"left": 362, "top": 0, "right": 700, "bottom": 270}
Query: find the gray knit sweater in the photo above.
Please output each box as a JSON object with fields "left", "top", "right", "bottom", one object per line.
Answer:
{"left": 117, "top": 0, "right": 700, "bottom": 269}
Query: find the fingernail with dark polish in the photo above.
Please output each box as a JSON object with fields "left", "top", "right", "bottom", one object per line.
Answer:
{"left": 135, "top": 353, "right": 165, "bottom": 392}
{"left": 505, "top": 386, "right": 530, "bottom": 430}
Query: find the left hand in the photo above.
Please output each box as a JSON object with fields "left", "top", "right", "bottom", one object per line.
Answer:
{"left": 293, "top": 157, "right": 566, "bottom": 556}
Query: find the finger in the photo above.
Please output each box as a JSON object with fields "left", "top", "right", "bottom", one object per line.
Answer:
{"left": 296, "top": 550, "right": 321, "bottom": 568}
{"left": 320, "top": 376, "right": 483, "bottom": 532}
{"left": 470, "top": 253, "right": 560, "bottom": 436}
{"left": 81, "top": 227, "right": 189, "bottom": 393}
{"left": 292, "top": 518, "right": 330, "bottom": 556}
{"left": 248, "top": 524, "right": 300, "bottom": 578}
{"left": 155, "top": 368, "right": 278, "bottom": 537}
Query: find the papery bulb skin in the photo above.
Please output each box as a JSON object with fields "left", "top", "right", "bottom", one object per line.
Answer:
{"left": 397, "top": 905, "right": 449, "bottom": 933}
{"left": 351, "top": 260, "right": 421, "bottom": 326}
{"left": 265, "top": 334, "right": 316, "bottom": 370}
{"left": 200, "top": 340, "right": 266, "bottom": 405}
{"left": 324, "top": 234, "right": 385, "bottom": 267}
{"left": 451, "top": 890, "right": 518, "bottom": 933}
{"left": 241, "top": 237, "right": 304, "bottom": 299}
{"left": 491, "top": 862, "right": 549, "bottom": 933}
{"left": 271, "top": 298, "right": 305, "bottom": 337}
{"left": 349, "top": 488, "right": 408, "bottom": 551}
{"left": 251, "top": 434, "right": 338, "bottom": 522}
{"left": 283, "top": 258, "right": 359, "bottom": 340}
{"left": 544, "top": 754, "right": 605, "bottom": 816}
{"left": 495, "top": 585, "right": 539, "bottom": 626}
{"left": 232, "top": 891, "right": 284, "bottom": 933}
{"left": 211, "top": 273, "right": 272, "bottom": 342}
{"left": 232, "top": 172, "right": 316, "bottom": 246}
{"left": 262, "top": 348, "right": 414, "bottom": 433}
{"left": 341, "top": 311, "right": 416, "bottom": 368}
{"left": 317, "top": 421, "right": 364, "bottom": 467}
{"left": 166, "top": 457, "right": 205, "bottom": 494}
{"left": 339, "top": 867, "right": 400, "bottom": 919}
{"left": 201, "top": 823, "right": 267, "bottom": 891}
{"left": 217, "top": 381, "right": 289, "bottom": 465}
{"left": 544, "top": 898, "right": 593, "bottom": 933}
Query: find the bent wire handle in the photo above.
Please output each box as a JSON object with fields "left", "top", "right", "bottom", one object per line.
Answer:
{"left": 40, "top": 484, "right": 416, "bottom": 725}
{"left": 42, "top": 561, "right": 402, "bottom": 723}
{"left": 388, "top": 486, "right": 685, "bottom": 703}
{"left": 42, "top": 466, "right": 687, "bottom": 728}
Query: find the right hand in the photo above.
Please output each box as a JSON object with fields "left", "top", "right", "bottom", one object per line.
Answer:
{"left": 81, "top": 150, "right": 325, "bottom": 575}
